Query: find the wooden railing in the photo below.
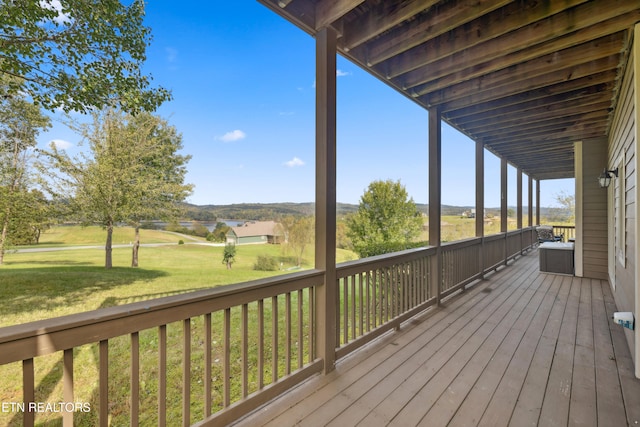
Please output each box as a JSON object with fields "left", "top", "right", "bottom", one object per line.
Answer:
{"left": 0, "top": 227, "right": 537, "bottom": 426}
{"left": 552, "top": 225, "right": 576, "bottom": 242}
{"left": 334, "top": 227, "right": 537, "bottom": 360}
{"left": 335, "top": 247, "right": 436, "bottom": 360}
{"left": 0, "top": 271, "right": 324, "bottom": 427}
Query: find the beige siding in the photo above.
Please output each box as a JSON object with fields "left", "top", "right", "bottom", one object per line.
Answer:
{"left": 607, "top": 41, "right": 636, "bottom": 362}
{"left": 580, "top": 138, "right": 609, "bottom": 280}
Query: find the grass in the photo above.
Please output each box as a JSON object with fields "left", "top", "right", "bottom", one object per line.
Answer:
{"left": 1, "top": 219, "right": 572, "bottom": 425}
{"left": 1, "top": 227, "right": 356, "bottom": 327}
{"left": 0, "top": 225, "right": 355, "bottom": 426}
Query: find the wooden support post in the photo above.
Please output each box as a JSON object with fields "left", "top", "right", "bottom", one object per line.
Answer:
{"left": 517, "top": 168, "right": 523, "bottom": 254}
{"left": 528, "top": 175, "right": 534, "bottom": 248}
{"left": 517, "top": 168, "right": 523, "bottom": 230}
{"left": 429, "top": 107, "right": 442, "bottom": 304}
{"left": 536, "top": 179, "right": 541, "bottom": 226}
{"left": 501, "top": 158, "right": 508, "bottom": 265}
{"left": 501, "top": 158, "right": 508, "bottom": 233}
{"left": 315, "top": 27, "right": 337, "bottom": 374}
{"left": 476, "top": 140, "right": 485, "bottom": 277}
{"left": 528, "top": 175, "right": 533, "bottom": 227}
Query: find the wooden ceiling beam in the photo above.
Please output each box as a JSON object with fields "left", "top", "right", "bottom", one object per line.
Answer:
{"left": 366, "top": 0, "right": 585, "bottom": 69}
{"left": 485, "top": 124, "right": 607, "bottom": 146}
{"left": 395, "top": 5, "right": 639, "bottom": 88}
{"left": 440, "top": 70, "right": 617, "bottom": 114}
{"left": 467, "top": 109, "right": 610, "bottom": 139}
{"left": 339, "top": 0, "right": 440, "bottom": 51}
{"left": 349, "top": 0, "right": 510, "bottom": 62}
{"left": 417, "top": 34, "right": 624, "bottom": 102}
{"left": 315, "top": 0, "right": 365, "bottom": 29}
{"left": 447, "top": 82, "right": 614, "bottom": 122}
{"left": 429, "top": 54, "right": 620, "bottom": 110}
{"left": 476, "top": 117, "right": 610, "bottom": 145}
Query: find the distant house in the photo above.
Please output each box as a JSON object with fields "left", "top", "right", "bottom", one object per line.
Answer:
{"left": 225, "top": 221, "right": 283, "bottom": 245}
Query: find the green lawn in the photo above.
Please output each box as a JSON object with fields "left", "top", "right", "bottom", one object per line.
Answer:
{"left": 0, "top": 226, "right": 356, "bottom": 426}
{"left": 0, "top": 226, "right": 356, "bottom": 327}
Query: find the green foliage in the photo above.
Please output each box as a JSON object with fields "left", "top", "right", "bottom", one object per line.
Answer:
{"left": 222, "top": 243, "right": 236, "bottom": 269}
{"left": 190, "top": 221, "right": 209, "bottom": 238}
{"left": 0, "top": 0, "right": 171, "bottom": 113}
{"left": 40, "top": 109, "right": 193, "bottom": 268}
{"left": 279, "top": 215, "right": 314, "bottom": 266}
{"left": 0, "top": 88, "right": 51, "bottom": 263}
{"left": 346, "top": 179, "right": 423, "bottom": 258}
{"left": 207, "top": 222, "right": 230, "bottom": 242}
{"left": 549, "top": 190, "right": 575, "bottom": 223}
{"left": 178, "top": 239, "right": 184, "bottom": 245}
{"left": 254, "top": 254, "right": 279, "bottom": 271}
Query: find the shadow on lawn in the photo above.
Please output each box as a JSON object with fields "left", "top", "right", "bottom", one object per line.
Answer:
{"left": 4, "top": 287, "right": 212, "bottom": 426}
{"left": 0, "top": 266, "right": 168, "bottom": 323}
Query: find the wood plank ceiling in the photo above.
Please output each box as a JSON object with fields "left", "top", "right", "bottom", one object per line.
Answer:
{"left": 257, "top": 0, "right": 640, "bottom": 180}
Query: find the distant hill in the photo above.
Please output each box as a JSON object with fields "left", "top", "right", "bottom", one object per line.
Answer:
{"left": 182, "top": 202, "right": 569, "bottom": 222}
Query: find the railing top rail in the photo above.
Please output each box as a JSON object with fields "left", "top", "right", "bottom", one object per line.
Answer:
{"left": 336, "top": 246, "right": 436, "bottom": 277}
{"left": 441, "top": 236, "right": 482, "bottom": 250}
{"left": 0, "top": 269, "right": 324, "bottom": 363}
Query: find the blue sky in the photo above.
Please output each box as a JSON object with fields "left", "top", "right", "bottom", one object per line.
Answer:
{"left": 38, "top": 1, "right": 574, "bottom": 208}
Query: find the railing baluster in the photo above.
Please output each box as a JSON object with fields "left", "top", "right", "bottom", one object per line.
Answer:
{"left": 63, "top": 349, "right": 73, "bottom": 427}
{"left": 100, "top": 340, "right": 109, "bottom": 427}
{"left": 358, "top": 272, "right": 364, "bottom": 337}
{"left": 297, "top": 289, "right": 304, "bottom": 369}
{"left": 204, "top": 314, "right": 212, "bottom": 416}
{"left": 131, "top": 332, "right": 139, "bottom": 427}
{"left": 350, "top": 274, "right": 356, "bottom": 339}
{"left": 182, "top": 319, "right": 191, "bottom": 427}
{"left": 309, "top": 288, "right": 315, "bottom": 363}
{"left": 158, "top": 325, "right": 166, "bottom": 427}
{"left": 285, "top": 293, "right": 291, "bottom": 375}
{"left": 271, "top": 296, "right": 278, "bottom": 383}
{"left": 23, "top": 358, "right": 34, "bottom": 427}
{"left": 258, "top": 299, "right": 264, "bottom": 389}
{"left": 223, "top": 308, "right": 231, "bottom": 407}
{"left": 373, "top": 270, "right": 378, "bottom": 328}
{"left": 242, "top": 304, "right": 248, "bottom": 398}
{"left": 343, "top": 277, "right": 348, "bottom": 344}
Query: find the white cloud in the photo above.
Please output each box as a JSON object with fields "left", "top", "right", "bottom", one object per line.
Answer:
{"left": 311, "top": 70, "right": 350, "bottom": 88}
{"left": 218, "top": 130, "right": 246, "bottom": 142}
{"left": 165, "top": 47, "right": 178, "bottom": 63}
{"left": 39, "top": 0, "right": 71, "bottom": 24}
{"left": 50, "top": 139, "right": 72, "bottom": 150}
{"left": 284, "top": 157, "right": 305, "bottom": 167}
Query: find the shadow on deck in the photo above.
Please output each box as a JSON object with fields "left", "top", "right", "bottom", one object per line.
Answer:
{"left": 234, "top": 252, "right": 640, "bottom": 426}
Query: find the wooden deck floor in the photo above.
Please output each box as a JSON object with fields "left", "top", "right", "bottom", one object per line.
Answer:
{"left": 233, "top": 251, "right": 640, "bottom": 426}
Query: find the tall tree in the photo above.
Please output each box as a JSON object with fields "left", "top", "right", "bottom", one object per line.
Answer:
{"left": 279, "top": 216, "right": 314, "bottom": 266}
{"left": 0, "top": 0, "right": 170, "bottom": 113}
{"left": 0, "top": 88, "right": 50, "bottom": 265}
{"left": 42, "top": 109, "right": 192, "bottom": 268}
{"left": 346, "top": 180, "right": 423, "bottom": 258}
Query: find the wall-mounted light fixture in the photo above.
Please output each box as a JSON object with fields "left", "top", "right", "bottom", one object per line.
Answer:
{"left": 598, "top": 167, "right": 618, "bottom": 188}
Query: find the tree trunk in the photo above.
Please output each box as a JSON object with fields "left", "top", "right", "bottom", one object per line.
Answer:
{"left": 105, "top": 223, "right": 113, "bottom": 269}
{"left": 0, "top": 219, "right": 8, "bottom": 266}
{"left": 0, "top": 203, "right": 12, "bottom": 266}
{"left": 132, "top": 226, "right": 140, "bottom": 267}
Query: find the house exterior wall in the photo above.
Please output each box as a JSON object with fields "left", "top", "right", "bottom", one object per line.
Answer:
{"left": 607, "top": 33, "right": 637, "bottom": 371}
{"left": 575, "top": 137, "right": 608, "bottom": 280}
{"left": 238, "top": 235, "right": 268, "bottom": 244}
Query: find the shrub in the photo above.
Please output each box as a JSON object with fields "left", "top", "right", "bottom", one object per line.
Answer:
{"left": 254, "top": 255, "right": 278, "bottom": 271}
{"left": 178, "top": 240, "right": 184, "bottom": 245}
